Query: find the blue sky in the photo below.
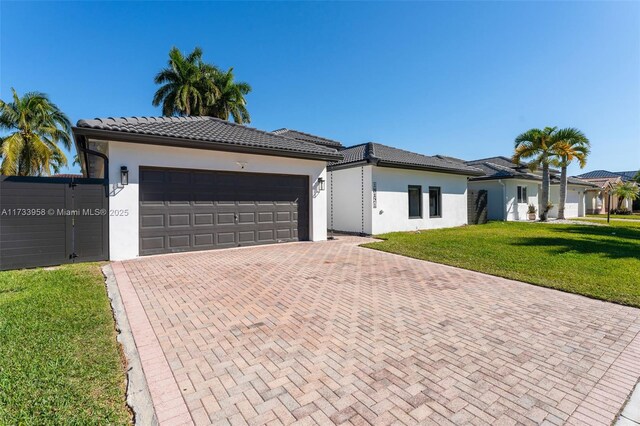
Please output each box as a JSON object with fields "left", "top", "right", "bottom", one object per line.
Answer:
{"left": 2, "top": 1, "right": 638, "bottom": 175}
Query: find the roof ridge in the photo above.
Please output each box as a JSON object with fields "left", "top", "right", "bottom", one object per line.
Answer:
{"left": 273, "top": 128, "right": 342, "bottom": 146}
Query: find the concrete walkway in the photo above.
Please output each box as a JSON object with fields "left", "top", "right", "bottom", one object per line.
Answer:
{"left": 112, "top": 236, "right": 640, "bottom": 425}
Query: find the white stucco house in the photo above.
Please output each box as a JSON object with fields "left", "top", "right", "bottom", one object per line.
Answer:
{"left": 326, "top": 143, "right": 484, "bottom": 235}
{"left": 72, "top": 116, "right": 342, "bottom": 261}
{"left": 440, "top": 156, "right": 597, "bottom": 221}
{"left": 574, "top": 170, "right": 638, "bottom": 213}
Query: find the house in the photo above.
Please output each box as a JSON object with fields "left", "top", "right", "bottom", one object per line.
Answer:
{"left": 326, "top": 142, "right": 484, "bottom": 235}
{"left": 574, "top": 169, "right": 639, "bottom": 213}
{"left": 72, "top": 116, "right": 342, "bottom": 261}
{"left": 438, "top": 156, "right": 597, "bottom": 221}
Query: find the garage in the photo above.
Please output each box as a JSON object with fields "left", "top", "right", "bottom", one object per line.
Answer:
{"left": 72, "top": 116, "right": 341, "bottom": 261}
{"left": 139, "top": 167, "right": 309, "bottom": 255}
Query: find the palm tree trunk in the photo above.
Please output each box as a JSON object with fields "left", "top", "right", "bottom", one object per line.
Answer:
{"left": 558, "top": 166, "right": 567, "bottom": 220}
{"left": 540, "top": 163, "right": 550, "bottom": 221}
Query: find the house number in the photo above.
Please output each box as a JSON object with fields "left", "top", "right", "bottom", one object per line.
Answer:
{"left": 372, "top": 182, "right": 377, "bottom": 208}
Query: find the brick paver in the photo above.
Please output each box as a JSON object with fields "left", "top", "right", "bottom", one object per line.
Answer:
{"left": 116, "top": 236, "right": 640, "bottom": 425}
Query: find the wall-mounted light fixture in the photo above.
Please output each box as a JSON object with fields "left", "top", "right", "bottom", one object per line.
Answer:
{"left": 120, "top": 166, "right": 129, "bottom": 186}
{"left": 318, "top": 177, "right": 325, "bottom": 191}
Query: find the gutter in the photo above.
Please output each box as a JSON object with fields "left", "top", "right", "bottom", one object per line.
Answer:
{"left": 328, "top": 159, "right": 484, "bottom": 176}
{"left": 72, "top": 127, "right": 343, "bottom": 163}
{"left": 74, "top": 132, "right": 110, "bottom": 196}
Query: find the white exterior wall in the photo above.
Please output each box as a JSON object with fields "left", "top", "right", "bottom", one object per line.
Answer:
{"left": 370, "top": 167, "right": 468, "bottom": 234}
{"left": 327, "top": 166, "right": 372, "bottom": 234}
{"left": 105, "top": 141, "right": 328, "bottom": 260}
{"left": 504, "top": 180, "right": 539, "bottom": 221}
{"left": 468, "top": 180, "right": 506, "bottom": 220}
{"left": 468, "top": 179, "right": 539, "bottom": 221}
{"left": 548, "top": 185, "right": 586, "bottom": 218}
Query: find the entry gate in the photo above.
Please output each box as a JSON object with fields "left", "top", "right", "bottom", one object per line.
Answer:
{"left": 468, "top": 189, "right": 488, "bottom": 225}
{"left": 0, "top": 176, "right": 108, "bottom": 270}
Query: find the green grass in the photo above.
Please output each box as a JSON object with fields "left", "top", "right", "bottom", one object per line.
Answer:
{"left": 586, "top": 213, "right": 640, "bottom": 220}
{"left": 580, "top": 219, "right": 640, "bottom": 228}
{"left": 363, "top": 221, "right": 640, "bottom": 307}
{"left": 0, "top": 263, "right": 131, "bottom": 425}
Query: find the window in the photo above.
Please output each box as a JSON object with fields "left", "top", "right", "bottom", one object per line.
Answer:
{"left": 517, "top": 186, "right": 528, "bottom": 203}
{"left": 408, "top": 185, "right": 422, "bottom": 218}
{"left": 429, "top": 187, "right": 441, "bottom": 217}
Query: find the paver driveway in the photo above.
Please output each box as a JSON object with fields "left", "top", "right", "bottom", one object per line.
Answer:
{"left": 113, "top": 236, "right": 640, "bottom": 425}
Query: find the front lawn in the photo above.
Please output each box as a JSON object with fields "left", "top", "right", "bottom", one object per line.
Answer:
{"left": 587, "top": 213, "right": 640, "bottom": 220}
{"left": 0, "top": 264, "right": 131, "bottom": 425}
{"left": 580, "top": 219, "right": 640, "bottom": 228}
{"left": 363, "top": 221, "right": 640, "bottom": 307}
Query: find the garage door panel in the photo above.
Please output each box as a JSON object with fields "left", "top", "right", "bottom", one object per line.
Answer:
{"left": 193, "top": 233, "right": 214, "bottom": 247}
{"left": 141, "top": 214, "right": 164, "bottom": 228}
{"left": 217, "top": 232, "right": 236, "bottom": 245}
{"left": 140, "top": 169, "right": 166, "bottom": 183}
{"left": 258, "top": 230, "right": 275, "bottom": 242}
{"left": 258, "top": 212, "right": 274, "bottom": 223}
{"left": 194, "top": 213, "right": 214, "bottom": 225}
{"left": 139, "top": 167, "right": 309, "bottom": 255}
{"left": 141, "top": 236, "right": 165, "bottom": 251}
{"left": 168, "top": 235, "right": 190, "bottom": 249}
{"left": 217, "top": 213, "right": 235, "bottom": 225}
{"left": 168, "top": 214, "right": 190, "bottom": 227}
{"left": 238, "top": 212, "right": 256, "bottom": 224}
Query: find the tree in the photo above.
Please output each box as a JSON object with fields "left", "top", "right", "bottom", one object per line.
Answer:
{"left": 0, "top": 88, "right": 72, "bottom": 176}
{"left": 613, "top": 181, "right": 639, "bottom": 210}
{"left": 513, "top": 127, "right": 557, "bottom": 221}
{"left": 550, "top": 128, "right": 590, "bottom": 219}
{"left": 633, "top": 170, "right": 640, "bottom": 184}
{"left": 152, "top": 47, "right": 218, "bottom": 116}
{"left": 206, "top": 67, "right": 252, "bottom": 124}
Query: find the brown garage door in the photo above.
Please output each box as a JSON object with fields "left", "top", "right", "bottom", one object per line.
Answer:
{"left": 139, "top": 167, "right": 309, "bottom": 256}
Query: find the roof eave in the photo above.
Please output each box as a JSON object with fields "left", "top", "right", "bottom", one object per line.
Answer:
{"left": 72, "top": 127, "right": 343, "bottom": 162}
{"left": 329, "top": 159, "right": 483, "bottom": 176}
{"left": 376, "top": 160, "right": 484, "bottom": 176}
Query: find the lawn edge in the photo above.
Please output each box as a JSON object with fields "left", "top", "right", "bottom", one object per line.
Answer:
{"left": 359, "top": 241, "right": 640, "bottom": 310}
{"left": 103, "top": 264, "right": 157, "bottom": 425}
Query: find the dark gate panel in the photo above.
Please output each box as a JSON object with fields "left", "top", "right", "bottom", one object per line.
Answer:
{"left": 139, "top": 167, "right": 309, "bottom": 256}
{"left": 0, "top": 176, "right": 108, "bottom": 270}
{"left": 72, "top": 182, "right": 109, "bottom": 262}
{"left": 468, "top": 189, "right": 488, "bottom": 225}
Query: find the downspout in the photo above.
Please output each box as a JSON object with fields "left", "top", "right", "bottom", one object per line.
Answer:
{"left": 77, "top": 138, "right": 109, "bottom": 196}
{"left": 498, "top": 179, "right": 507, "bottom": 221}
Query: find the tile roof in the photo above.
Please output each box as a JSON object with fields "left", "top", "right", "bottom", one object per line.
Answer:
{"left": 574, "top": 170, "right": 627, "bottom": 180}
{"left": 272, "top": 128, "right": 343, "bottom": 148}
{"left": 330, "top": 142, "right": 484, "bottom": 175}
{"left": 616, "top": 170, "right": 638, "bottom": 180}
{"left": 465, "top": 157, "right": 596, "bottom": 187}
{"left": 52, "top": 173, "right": 84, "bottom": 178}
{"left": 74, "top": 116, "right": 342, "bottom": 161}
{"left": 575, "top": 169, "right": 637, "bottom": 182}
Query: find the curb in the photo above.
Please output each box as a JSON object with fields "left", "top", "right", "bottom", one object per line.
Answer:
{"left": 103, "top": 264, "right": 158, "bottom": 425}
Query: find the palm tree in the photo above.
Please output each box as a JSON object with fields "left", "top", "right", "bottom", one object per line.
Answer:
{"left": 207, "top": 67, "right": 252, "bottom": 124}
{"left": 513, "top": 127, "right": 557, "bottom": 221}
{"left": 0, "top": 88, "right": 72, "bottom": 176}
{"left": 550, "top": 128, "right": 590, "bottom": 219}
{"left": 152, "top": 47, "right": 218, "bottom": 116}
{"left": 613, "top": 181, "right": 639, "bottom": 210}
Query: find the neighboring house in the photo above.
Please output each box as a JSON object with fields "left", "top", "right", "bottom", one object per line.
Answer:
{"left": 326, "top": 142, "right": 483, "bottom": 235}
{"left": 574, "top": 169, "right": 638, "bottom": 212}
{"left": 72, "top": 116, "right": 342, "bottom": 261}
{"left": 437, "top": 156, "right": 596, "bottom": 221}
